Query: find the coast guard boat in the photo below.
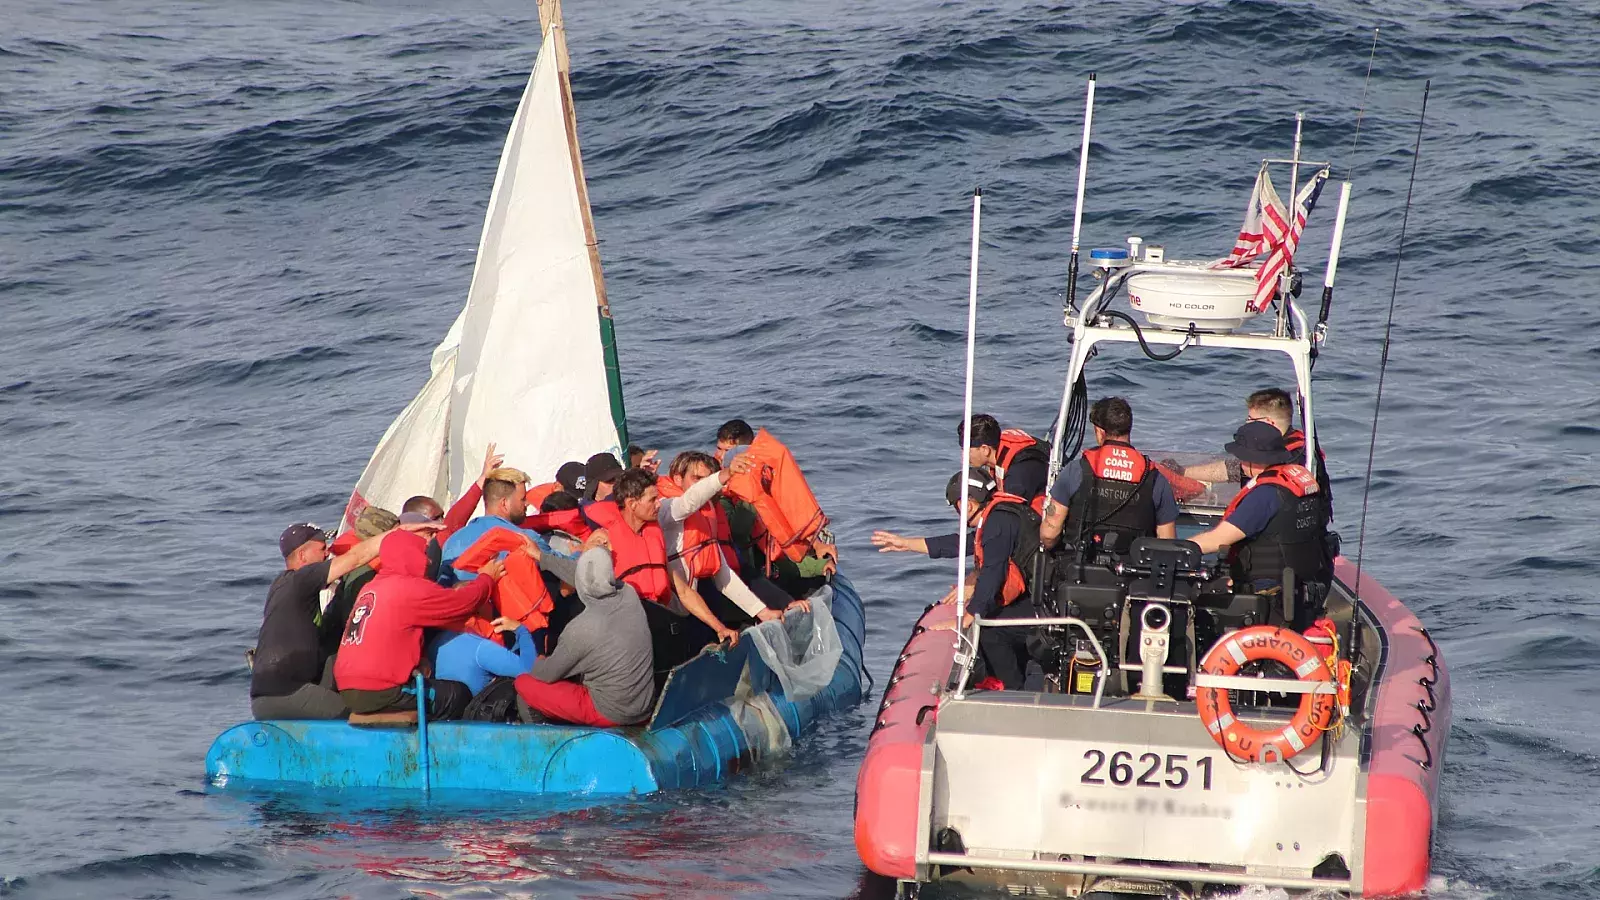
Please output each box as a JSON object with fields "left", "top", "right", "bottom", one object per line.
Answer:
{"left": 854, "top": 93, "right": 1448, "bottom": 897}
{"left": 207, "top": 0, "right": 866, "bottom": 798}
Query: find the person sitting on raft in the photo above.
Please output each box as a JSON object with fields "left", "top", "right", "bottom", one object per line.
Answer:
{"left": 512, "top": 539, "right": 656, "bottom": 727}
{"left": 584, "top": 467, "right": 744, "bottom": 647}
{"left": 250, "top": 521, "right": 411, "bottom": 720}
{"left": 581, "top": 452, "right": 625, "bottom": 502}
{"left": 714, "top": 421, "right": 839, "bottom": 595}
{"left": 427, "top": 615, "right": 540, "bottom": 697}
{"left": 439, "top": 466, "right": 571, "bottom": 584}
{"left": 659, "top": 451, "right": 810, "bottom": 627}
{"left": 318, "top": 506, "right": 398, "bottom": 660}
{"left": 335, "top": 529, "right": 504, "bottom": 721}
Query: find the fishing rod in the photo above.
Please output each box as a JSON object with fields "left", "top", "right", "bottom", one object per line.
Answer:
{"left": 1064, "top": 74, "right": 1096, "bottom": 315}
{"left": 953, "top": 187, "right": 982, "bottom": 697}
{"left": 1353, "top": 80, "right": 1430, "bottom": 604}
{"left": 1313, "top": 28, "right": 1380, "bottom": 362}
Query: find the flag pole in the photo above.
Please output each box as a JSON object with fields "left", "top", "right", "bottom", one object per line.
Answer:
{"left": 1280, "top": 112, "right": 1305, "bottom": 337}
{"left": 1064, "top": 74, "right": 1096, "bottom": 313}
{"left": 954, "top": 187, "right": 982, "bottom": 699}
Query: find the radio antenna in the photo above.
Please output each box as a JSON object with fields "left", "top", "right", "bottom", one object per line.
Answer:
{"left": 1353, "top": 81, "right": 1429, "bottom": 602}
{"left": 1345, "top": 28, "right": 1381, "bottom": 182}
{"left": 1312, "top": 27, "right": 1380, "bottom": 364}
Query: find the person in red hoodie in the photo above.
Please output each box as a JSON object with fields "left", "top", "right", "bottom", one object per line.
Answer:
{"left": 335, "top": 529, "right": 505, "bottom": 720}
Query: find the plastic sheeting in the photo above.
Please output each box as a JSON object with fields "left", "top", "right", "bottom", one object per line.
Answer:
{"left": 745, "top": 585, "right": 844, "bottom": 702}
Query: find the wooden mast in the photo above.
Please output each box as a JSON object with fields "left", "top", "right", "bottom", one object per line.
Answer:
{"left": 537, "top": 0, "right": 629, "bottom": 446}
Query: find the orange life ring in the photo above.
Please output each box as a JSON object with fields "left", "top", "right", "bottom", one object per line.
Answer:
{"left": 1196, "top": 625, "right": 1335, "bottom": 763}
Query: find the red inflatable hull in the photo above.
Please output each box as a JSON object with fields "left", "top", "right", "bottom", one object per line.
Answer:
{"left": 854, "top": 602, "right": 959, "bottom": 880}
{"left": 854, "top": 565, "right": 1449, "bottom": 895}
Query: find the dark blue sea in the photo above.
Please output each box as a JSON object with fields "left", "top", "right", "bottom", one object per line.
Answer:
{"left": 4, "top": 0, "right": 1598, "bottom": 897}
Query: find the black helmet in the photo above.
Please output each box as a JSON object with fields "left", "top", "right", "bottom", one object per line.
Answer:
{"left": 946, "top": 466, "right": 996, "bottom": 510}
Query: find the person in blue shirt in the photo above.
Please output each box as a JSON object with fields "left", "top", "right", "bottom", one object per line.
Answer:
{"left": 439, "top": 467, "right": 572, "bottom": 584}
{"left": 1188, "top": 421, "right": 1332, "bottom": 613}
{"left": 1040, "top": 397, "right": 1179, "bottom": 556}
{"left": 426, "top": 619, "right": 540, "bottom": 696}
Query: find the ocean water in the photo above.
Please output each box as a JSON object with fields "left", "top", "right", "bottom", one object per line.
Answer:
{"left": 3, "top": 0, "right": 1598, "bottom": 897}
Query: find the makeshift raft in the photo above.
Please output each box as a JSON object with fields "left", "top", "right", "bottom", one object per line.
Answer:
{"left": 207, "top": 576, "right": 865, "bottom": 796}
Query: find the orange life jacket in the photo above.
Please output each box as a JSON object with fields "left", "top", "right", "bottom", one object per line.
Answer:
{"left": 584, "top": 500, "right": 672, "bottom": 603}
{"left": 994, "top": 428, "right": 1050, "bottom": 514}
{"left": 725, "top": 429, "right": 828, "bottom": 564}
{"left": 655, "top": 476, "right": 725, "bottom": 580}
{"left": 449, "top": 527, "right": 554, "bottom": 632}
{"left": 972, "top": 491, "right": 1042, "bottom": 607}
{"left": 527, "top": 481, "right": 562, "bottom": 510}
{"left": 521, "top": 507, "right": 593, "bottom": 540}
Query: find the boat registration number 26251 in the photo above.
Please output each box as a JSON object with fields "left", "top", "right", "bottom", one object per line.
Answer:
{"left": 1080, "top": 749, "right": 1214, "bottom": 790}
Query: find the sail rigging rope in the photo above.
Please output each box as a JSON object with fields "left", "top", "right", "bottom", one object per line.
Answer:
{"left": 1352, "top": 81, "right": 1430, "bottom": 602}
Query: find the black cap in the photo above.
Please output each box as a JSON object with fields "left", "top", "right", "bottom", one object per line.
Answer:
{"left": 279, "top": 523, "right": 330, "bottom": 559}
{"left": 584, "top": 452, "right": 625, "bottom": 498}
{"left": 1224, "top": 420, "right": 1293, "bottom": 465}
{"left": 555, "top": 460, "right": 587, "bottom": 495}
{"left": 945, "top": 467, "right": 996, "bottom": 509}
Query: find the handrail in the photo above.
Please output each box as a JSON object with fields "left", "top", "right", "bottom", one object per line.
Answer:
{"left": 959, "top": 616, "right": 1109, "bottom": 708}
{"left": 921, "top": 852, "right": 1353, "bottom": 892}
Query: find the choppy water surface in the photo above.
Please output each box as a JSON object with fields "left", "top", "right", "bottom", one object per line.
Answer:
{"left": 3, "top": 1, "right": 1598, "bottom": 897}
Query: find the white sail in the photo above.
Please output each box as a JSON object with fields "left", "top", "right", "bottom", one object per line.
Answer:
{"left": 446, "top": 25, "right": 622, "bottom": 499}
{"left": 342, "top": 23, "right": 622, "bottom": 526}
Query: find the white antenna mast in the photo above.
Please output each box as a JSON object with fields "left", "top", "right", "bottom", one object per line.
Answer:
{"left": 1063, "top": 74, "right": 1097, "bottom": 314}
{"left": 954, "top": 187, "right": 982, "bottom": 696}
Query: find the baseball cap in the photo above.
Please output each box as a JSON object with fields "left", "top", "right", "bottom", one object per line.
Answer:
{"left": 584, "top": 452, "right": 624, "bottom": 498}
{"left": 1224, "top": 420, "right": 1294, "bottom": 465}
{"left": 556, "top": 460, "right": 587, "bottom": 495}
{"left": 945, "top": 466, "right": 996, "bottom": 509}
{"left": 279, "top": 523, "right": 331, "bottom": 559}
{"left": 354, "top": 506, "right": 399, "bottom": 538}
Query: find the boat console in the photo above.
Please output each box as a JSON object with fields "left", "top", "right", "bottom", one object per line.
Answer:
{"left": 1039, "top": 538, "right": 1278, "bottom": 702}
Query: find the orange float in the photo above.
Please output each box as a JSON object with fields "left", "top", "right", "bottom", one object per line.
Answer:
{"left": 1196, "top": 625, "right": 1335, "bottom": 763}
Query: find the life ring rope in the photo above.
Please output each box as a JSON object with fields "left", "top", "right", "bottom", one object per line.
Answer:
{"left": 1195, "top": 625, "right": 1338, "bottom": 764}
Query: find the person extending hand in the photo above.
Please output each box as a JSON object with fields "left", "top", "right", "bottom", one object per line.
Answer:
{"left": 479, "top": 557, "right": 507, "bottom": 581}
{"left": 871, "top": 531, "right": 928, "bottom": 554}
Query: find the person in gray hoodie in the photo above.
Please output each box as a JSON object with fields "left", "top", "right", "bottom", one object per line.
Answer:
{"left": 512, "top": 542, "right": 655, "bottom": 726}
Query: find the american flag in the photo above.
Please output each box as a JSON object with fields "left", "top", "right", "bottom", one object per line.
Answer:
{"left": 1212, "top": 164, "right": 1330, "bottom": 312}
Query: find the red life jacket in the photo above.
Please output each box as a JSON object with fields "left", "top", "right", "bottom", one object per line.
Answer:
{"left": 1065, "top": 441, "right": 1157, "bottom": 554}
{"left": 655, "top": 476, "right": 725, "bottom": 581}
{"left": 1222, "top": 464, "right": 1320, "bottom": 519}
{"left": 520, "top": 507, "right": 593, "bottom": 540}
{"left": 972, "top": 491, "right": 1042, "bottom": 608}
{"left": 1221, "top": 464, "right": 1329, "bottom": 588}
{"left": 994, "top": 428, "right": 1050, "bottom": 514}
{"left": 526, "top": 481, "right": 562, "bottom": 511}
{"left": 584, "top": 500, "right": 672, "bottom": 604}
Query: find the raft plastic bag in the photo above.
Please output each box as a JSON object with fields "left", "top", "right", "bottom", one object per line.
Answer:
{"left": 745, "top": 585, "right": 843, "bottom": 702}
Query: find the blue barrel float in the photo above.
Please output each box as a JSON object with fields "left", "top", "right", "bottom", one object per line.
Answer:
{"left": 206, "top": 575, "right": 867, "bottom": 796}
